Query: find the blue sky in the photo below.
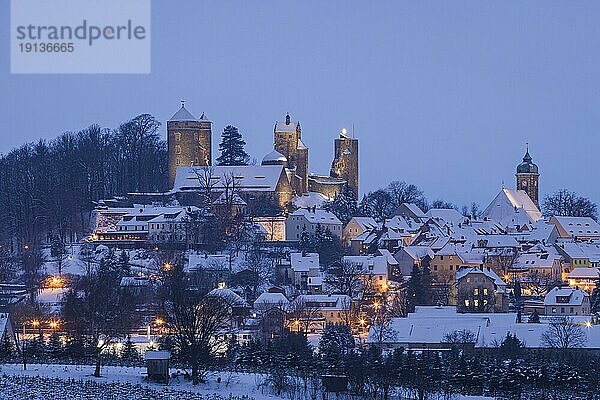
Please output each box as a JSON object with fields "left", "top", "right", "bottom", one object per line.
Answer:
{"left": 1, "top": 1, "right": 600, "bottom": 207}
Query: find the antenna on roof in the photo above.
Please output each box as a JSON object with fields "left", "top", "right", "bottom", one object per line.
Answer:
{"left": 352, "top": 123, "right": 355, "bottom": 138}
{"left": 180, "top": 100, "right": 186, "bottom": 108}
{"left": 526, "top": 142, "right": 529, "bottom": 152}
{"left": 501, "top": 179, "right": 505, "bottom": 189}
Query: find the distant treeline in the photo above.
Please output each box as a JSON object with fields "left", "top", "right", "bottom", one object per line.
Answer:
{"left": 0, "top": 114, "right": 167, "bottom": 248}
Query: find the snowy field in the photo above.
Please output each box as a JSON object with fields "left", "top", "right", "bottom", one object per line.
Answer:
{"left": 0, "top": 364, "right": 494, "bottom": 400}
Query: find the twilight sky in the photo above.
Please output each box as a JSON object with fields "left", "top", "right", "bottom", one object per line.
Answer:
{"left": 1, "top": 1, "right": 600, "bottom": 208}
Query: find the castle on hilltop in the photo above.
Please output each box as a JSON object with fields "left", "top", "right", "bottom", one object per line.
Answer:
{"left": 167, "top": 104, "right": 359, "bottom": 209}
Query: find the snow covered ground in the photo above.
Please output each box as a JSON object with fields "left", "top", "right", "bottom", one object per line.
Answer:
{"left": 0, "top": 364, "right": 494, "bottom": 400}
{"left": 1, "top": 364, "right": 273, "bottom": 399}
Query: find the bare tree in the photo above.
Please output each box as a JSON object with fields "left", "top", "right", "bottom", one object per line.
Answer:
{"left": 192, "top": 166, "right": 217, "bottom": 207}
{"left": 543, "top": 189, "right": 598, "bottom": 220}
{"left": 325, "top": 260, "right": 363, "bottom": 298}
{"left": 160, "top": 262, "right": 235, "bottom": 384}
{"left": 287, "top": 298, "right": 322, "bottom": 334}
{"left": 541, "top": 317, "right": 587, "bottom": 350}
{"left": 62, "top": 261, "right": 138, "bottom": 377}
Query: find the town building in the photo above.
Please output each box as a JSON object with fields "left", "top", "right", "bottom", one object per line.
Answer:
{"left": 456, "top": 266, "right": 508, "bottom": 313}
{"left": 285, "top": 207, "right": 343, "bottom": 241}
{"left": 549, "top": 216, "right": 600, "bottom": 239}
{"left": 544, "top": 286, "right": 590, "bottom": 316}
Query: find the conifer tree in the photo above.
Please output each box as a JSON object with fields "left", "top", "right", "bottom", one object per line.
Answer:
{"left": 216, "top": 125, "right": 250, "bottom": 166}
{"left": 121, "top": 336, "right": 139, "bottom": 362}
{"left": 0, "top": 333, "right": 13, "bottom": 361}
{"left": 47, "top": 331, "right": 62, "bottom": 359}
{"left": 591, "top": 278, "right": 600, "bottom": 314}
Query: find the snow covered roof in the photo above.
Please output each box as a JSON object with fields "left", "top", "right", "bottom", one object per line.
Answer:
{"left": 290, "top": 252, "right": 320, "bottom": 272}
{"left": 208, "top": 288, "right": 248, "bottom": 307}
{"left": 294, "top": 294, "right": 352, "bottom": 310}
{"left": 173, "top": 165, "right": 287, "bottom": 193}
{"left": 544, "top": 286, "right": 589, "bottom": 306}
{"left": 456, "top": 267, "right": 506, "bottom": 289}
{"left": 169, "top": 105, "right": 197, "bottom": 122}
{"left": 426, "top": 208, "right": 465, "bottom": 224}
{"left": 274, "top": 118, "right": 300, "bottom": 133}
{"left": 213, "top": 191, "right": 247, "bottom": 206}
{"left": 568, "top": 267, "right": 600, "bottom": 279}
{"left": 253, "top": 292, "right": 289, "bottom": 309}
{"left": 186, "top": 254, "right": 229, "bottom": 272}
{"left": 290, "top": 208, "right": 342, "bottom": 225}
{"left": 369, "top": 306, "right": 600, "bottom": 349}
{"left": 551, "top": 216, "right": 600, "bottom": 237}
{"left": 377, "top": 249, "right": 399, "bottom": 266}
{"left": 261, "top": 149, "right": 287, "bottom": 164}
{"left": 348, "top": 217, "right": 377, "bottom": 231}
{"left": 144, "top": 350, "right": 171, "bottom": 360}
{"left": 396, "top": 203, "right": 427, "bottom": 219}
{"left": 342, "top": 255, "right": 388, "bottom": 275}
{"left": 481, "top": 189, "right": 543, "bottom": 226}
{"left": 297, "top": 138, "right": 308, "bottom": 150}
{"left": 398, "top": 246, "right": 435, "bottom": 261}
{"left": 293, "top": 192, "right": 327, "bottom": 208}
{"left": 556, "top": 242, "right": 600, "bottom": 261}
{"left": 513, "top": 252, "right": 558, "bottom": 269}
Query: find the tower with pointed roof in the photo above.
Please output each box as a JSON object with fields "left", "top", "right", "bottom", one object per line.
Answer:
{"left": 167, "top": 102, "right": 212, "bottom": 188}
{"left": 330, "top": 129, "right": 359, "bottom": 198}
{"left": 273, "top": 113, "right": 308, "bottom": 193}
{"left": 515, "top": 145, "right": 540, "bottom": 208}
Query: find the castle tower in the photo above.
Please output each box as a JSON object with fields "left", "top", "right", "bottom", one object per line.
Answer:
{"left": 330, "top": 128, "right": 359, "bottom": 198}
{"left": 515, "top": 144, "right": 540, "bottom": 208}
{"left": 274, "top": 113, "right": 308, "bottom": 193}
{"left": 167, "top": 102, "right": 212, "bottom": 188}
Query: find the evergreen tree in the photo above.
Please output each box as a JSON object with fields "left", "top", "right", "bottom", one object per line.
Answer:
{"left": 216, "top": 125, "right": 250, "bottom": 166}
{"left": 0, "top": 333, "right": 14, "bottom": 361}
{"left": 407, "top": 265, "right": 422, "bottom": 311}
{"left": 324, "top": 185, "right": 357, "bottom": 224}
{"left": 121, "top": 336, "right": 139, "bottom": 362}
{"left": 319, "top": 324, "right": 355, "bottom": 372}
{"left": 117, "top": 250, "right": 131, "bottom": 275}
{"left": 499, "top": 333, "right": 523, "bottom": 358}
{"left": 313, "top": 225, "right": 344, "bottom": 266}
{"left": 591, "top": 278, "right": 600, "bottom": 314}
{"left": 528, "top": 309, "right": 540, "bottom": 323}
{"left": 47, "top": 332, "right": 63, "bottom": 359}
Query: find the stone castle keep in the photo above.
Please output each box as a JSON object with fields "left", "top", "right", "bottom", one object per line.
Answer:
{"left": 167, "top": 102, "right": 212, "bottom": 188}
{"left": 167, "top": 104, "right": 360, "bottom": 205}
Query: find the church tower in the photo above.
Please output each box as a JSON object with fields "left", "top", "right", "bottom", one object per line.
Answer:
{"left": 167, "top": 102, "right": 212, "bottom": 188}
{"left": 515, "top": 145, "right": 540, "bottom": 208}
{"left": 274, "top": 113, "right": 308, "bottom": 194}
{"left": 330, "top": 129, "right": 359, "bottom": 198}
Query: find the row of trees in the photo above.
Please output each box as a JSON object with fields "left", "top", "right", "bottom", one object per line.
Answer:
{"left": 234, "top": 326, "right": 600, "bottom": 400}
{"left": 350, "top": 180, "right": 598, "bottom": 223}
{"left": 0, "top": 114, "right": 167, "bottom": 248}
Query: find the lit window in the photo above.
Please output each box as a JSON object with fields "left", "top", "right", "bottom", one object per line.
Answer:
{"left": 175, "top": 132, "right": 181, "bottom": 141}
{"left": 175, "top": 145, "right": 181, "bottom": 154}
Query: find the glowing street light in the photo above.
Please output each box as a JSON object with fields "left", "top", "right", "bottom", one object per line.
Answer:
{"left": 31, "top": 320, "right": 40, "bottom": 328}
{"left": 163, "top": 262, "right": 172, "bottom": 271}
{"left": 49, "top": 320, "right": 59, "bottom": 330}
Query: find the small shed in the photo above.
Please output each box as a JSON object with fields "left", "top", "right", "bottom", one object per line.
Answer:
{"left": 145, "top": 350, "right": 171, "bottom": 384}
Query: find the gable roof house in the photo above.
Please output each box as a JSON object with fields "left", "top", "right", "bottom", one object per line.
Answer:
{"left": 544, "top": 286, "right": 590, "bottom": 316}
